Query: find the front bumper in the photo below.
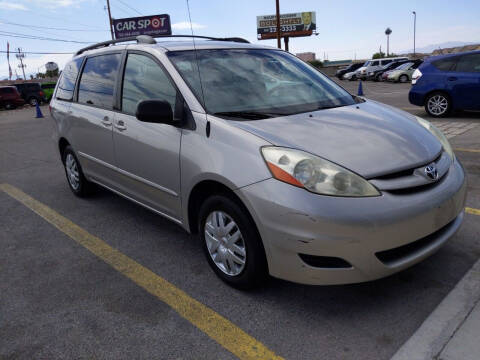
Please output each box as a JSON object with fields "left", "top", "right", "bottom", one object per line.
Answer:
{"left": 236, "top": 160, "right": 466, "bottom": 285}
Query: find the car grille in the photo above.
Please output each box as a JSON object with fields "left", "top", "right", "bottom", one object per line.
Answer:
{"left": 375, "top": 217, "right": 456, "bottom": 266}
{"left": 368, "top": 151, "right": 450, "bottom": 193}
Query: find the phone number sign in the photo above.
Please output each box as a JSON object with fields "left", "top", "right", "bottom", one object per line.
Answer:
{"left": 113, "top": 14, "right": 171, "bottom": 39}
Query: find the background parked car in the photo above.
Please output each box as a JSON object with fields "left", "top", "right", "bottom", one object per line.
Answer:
{"left": 14, "top": 83, "right": 47, "bottom": 106}
{"left": 356, "top": 57, "right": 408, "bottom": 80}
{"left": 367, "top": 60, "right": 410, "bottom": 81}
{"left": 409, "top": 51, "right": 480, "bottom": 117}
{"left": 343, "top": 71, "right": 359, "bottom": 81}
{"left": 41, "top": 82, "right": 57, "bottom": 102}
{"left": 0, "top": 86, "right": 25, "bottom": 110}
{"left": 387, "top": 60, "right": 423, "bottom": 83}
{"left": 336, "top": 63, "right": 363, "bottom": 79}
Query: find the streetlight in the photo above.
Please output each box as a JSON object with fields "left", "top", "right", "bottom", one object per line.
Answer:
{"left": 385, "top": 27, "right": 392, "bottom": 57}
{"left": 412, "top": 11, "right": 416, "bottom": 58}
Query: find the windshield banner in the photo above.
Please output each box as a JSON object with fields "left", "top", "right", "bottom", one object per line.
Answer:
{"left": 113, "top": 14, "right": 171, "bottom": 39}
{"left": 257, "top": 12, "right": 316, "bottom": 39}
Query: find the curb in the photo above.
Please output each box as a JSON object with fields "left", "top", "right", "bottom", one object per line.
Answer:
{"left": 391, "top": 257, "right": 480, "bottom": 360}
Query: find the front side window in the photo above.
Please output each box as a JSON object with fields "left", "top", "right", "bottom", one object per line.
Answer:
{"left": 56, "top": 57, "right": 83, "bottom": 101}
{"left": 371, "top": 61, "right": 379, "bottom": 66}
{"left": 168, "top": 49, "right": 355, "bottom": 117}
{"left": 121, "top": 53, "right": 177, "bottom": 116}
{"left": 78, "top": 53, "right": 121, "bottom": 109}
{"left": 455, "top": 54, "right": 480, "bottom": 73}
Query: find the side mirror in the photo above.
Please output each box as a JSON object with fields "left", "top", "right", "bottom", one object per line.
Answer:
{"left": 136, "top": 100, "right": 174, "bottom": 125}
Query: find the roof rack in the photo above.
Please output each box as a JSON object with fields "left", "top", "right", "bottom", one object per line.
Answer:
{"left": 75, "top": 34, "right": 250, "bottom": 56}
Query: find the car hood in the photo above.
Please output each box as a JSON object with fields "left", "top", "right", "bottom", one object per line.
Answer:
{"left": 228, "top": 101, "right": 442, "bottom": 178}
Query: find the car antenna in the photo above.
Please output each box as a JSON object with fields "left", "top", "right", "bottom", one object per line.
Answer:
{"left": 186, "top": 0, "right": 210, "bottom": 137}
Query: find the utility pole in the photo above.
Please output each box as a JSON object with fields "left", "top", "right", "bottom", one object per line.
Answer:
{"left": 106, "top": 0, "right": 114, "bottom": 40}
{"left": 16, "top": 48, "right": 26, "bottom": 80}
{"left": 412, "top": 11, "right": 416, "bottom": 58}
{"left": 275, "top": 0, "right": 281, "bottom": 49}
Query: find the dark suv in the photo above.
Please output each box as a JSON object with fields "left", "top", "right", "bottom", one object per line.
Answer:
{"left": 0, "top": 86, "right": 25, "bottom": 109}
{"left": 14, "top": 82, "right": 47, "bottom": 106}
{"left": 335, "top": 63, "right": 363, "bottom": 79}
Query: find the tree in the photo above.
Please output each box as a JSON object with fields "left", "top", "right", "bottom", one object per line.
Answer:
{"left": 45, "top": 69, "right": 59, "bottom": 78}
{"left": 372, "top": 51, "right": 386, "bottom": 59}
{"left": 372, "top": 51, "right": 398, "bottom": 59}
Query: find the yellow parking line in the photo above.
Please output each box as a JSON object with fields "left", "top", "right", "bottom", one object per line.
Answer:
{"left": 466, "top": 207, "right": 480, "bottom": 216}
{"left": 0, "top": 183, "right": 283, "bottom": 360}
{"left": 454, "top": 148, "right": 480, "bottom": 153}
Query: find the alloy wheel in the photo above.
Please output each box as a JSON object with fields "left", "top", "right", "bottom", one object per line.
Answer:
{"left": 204, "top": 211, "right": 246, "bottom": 276}
{"left": 427, "top": 95, "right": 448, "bottom": 116}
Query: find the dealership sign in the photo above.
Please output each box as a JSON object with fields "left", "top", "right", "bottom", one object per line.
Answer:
{"left": 257, "top": 12, "right": 316, "bottom": 39}
{"left": 113, "top": 14, "right": 171, "bottom": 39}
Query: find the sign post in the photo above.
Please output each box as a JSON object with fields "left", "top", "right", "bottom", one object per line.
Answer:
{"left": 113, "top": 14, "right": 172, "bottom": 39}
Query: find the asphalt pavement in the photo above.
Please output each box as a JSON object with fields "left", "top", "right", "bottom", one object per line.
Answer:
{"left": 1, "top": 82, "right": 479, "bottom": 360}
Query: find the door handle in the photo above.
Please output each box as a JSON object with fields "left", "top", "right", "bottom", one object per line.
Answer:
{"left": 101, "top": 116, "right": 112, "bottom": 127}
{"left": 448, "top": 76, "right": 458, "bottom": 81}
{"left": 114, "top": 119, "right": 127, "bottom": 131}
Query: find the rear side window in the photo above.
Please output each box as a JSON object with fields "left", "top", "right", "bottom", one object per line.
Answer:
{"left": 456, "top": 54, "right": 480, "bottom": 73}
{"left": 432, "top": 57, "right": 457, "bottom": 71}
{"left": 56, "top": 58, "right": 83, "bottom": 101}
{"left": 121, "top": 53, "right": 177, "bottom": 116}
{"left": 78, "top": 53, "right": 121, "bottom": 109}
{"left": 42, "top": 84, "right": 56, "bottom": 89}
{"left": 0, "top": 87, "right": 14, "bottom": 94}
{"left": 26, "top": 83, "right": 41, "bottom": 90}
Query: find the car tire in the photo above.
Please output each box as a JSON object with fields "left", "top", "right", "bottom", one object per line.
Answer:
{"left": 399, "top": 75, "right": 409, "bottom": 83}
{"left": 198, "top": 194, "right": 269, "bottom": 289}
{"left": 424, "top": 92, "right": 451, "bottom": 118}
{"left": 4, "top": 102, "right": 15, "bottom": 110}
{"left": 375, "top": 74, "right": 383, "bottom": 82}
{"left": 28, "top": 97, "right": 39, "bottom": 106}
{"left": 62, "top": 146, "right": 94, "bottom": 197}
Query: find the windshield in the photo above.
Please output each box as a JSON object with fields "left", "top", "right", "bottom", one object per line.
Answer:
{"left": 167, "top": 49, "right": 355, "bottom": 118}
{"left": 395, "top": 62, "right": 413, "bottom": 70}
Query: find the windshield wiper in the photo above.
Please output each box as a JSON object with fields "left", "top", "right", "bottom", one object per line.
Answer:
{"left": 316, "top": 104, "right": 347, "bottom": 110}
{"left": 213, "top": 111, "right": 277, "bottom": 120}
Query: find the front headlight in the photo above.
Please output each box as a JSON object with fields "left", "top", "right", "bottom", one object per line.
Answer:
{"left": 261, "top": 147, "right": 380, "bottom": 197}
{"left": 415, "top": 116, "right": 455, "bottom": 160}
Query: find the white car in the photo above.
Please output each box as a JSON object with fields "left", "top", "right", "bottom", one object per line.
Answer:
{"left": 343, "top": 71, "right": 358, "bottom": 81}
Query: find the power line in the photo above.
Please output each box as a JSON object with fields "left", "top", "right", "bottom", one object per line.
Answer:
{"left": 0, "top": 19, "right": 110, "bottom": 32}
{"left": 0, "top": 30, "right": 95, "bottom": 44}
{"left": 0, "top": 50, "right": 74, "bottom": 54}
{"left": 38, "top": 13, "right": 109, "bottom": 30}
{"left": 115, "top": 0, "right": 142, "bottom": 16}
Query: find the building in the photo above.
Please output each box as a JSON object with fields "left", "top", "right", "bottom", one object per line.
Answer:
{"left": 296, "top": 52, "right": 316, "bottom": 62}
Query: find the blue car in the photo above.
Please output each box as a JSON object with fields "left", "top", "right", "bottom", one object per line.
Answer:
{"left": 409, "top": 51, "right": 480, "bottom": 117}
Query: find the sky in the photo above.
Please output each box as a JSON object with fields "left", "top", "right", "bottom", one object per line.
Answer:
{"left": 1, "top": 0, "right": 480, "bottom": 79}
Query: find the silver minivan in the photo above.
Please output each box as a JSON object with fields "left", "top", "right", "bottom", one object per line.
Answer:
{"left": 51, "top": 36, "right": 466, "bottom": 288}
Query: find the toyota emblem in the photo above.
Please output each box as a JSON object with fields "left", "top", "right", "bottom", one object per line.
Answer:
{"left": 424, "top": 165, "right": 438, "bottom": 180}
